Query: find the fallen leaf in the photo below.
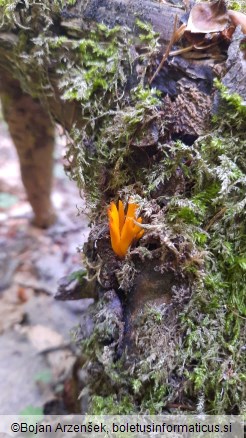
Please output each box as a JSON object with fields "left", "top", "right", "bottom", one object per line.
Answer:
{"left": 0, "top": 288, "right": 24, "bottom": 333}
{"left": 186, "top": 0, "right": 229, "bottom": 33}
{"left": 228, "top": 10, "right": 246, "bottom": 34}
{"left": 47, "top": 349, "right": 76, "bottom": 379}
{"left": 26, "top": 325, "right": 64, "bottom": 352}
{"left": 17, "top": 286, "right": 29, "bottom": 303}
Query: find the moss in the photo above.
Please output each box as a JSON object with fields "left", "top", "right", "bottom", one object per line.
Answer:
{"left": 227, "top": 0, "right": 246, "bottom": 12}
{"left": 80, "top": 83, "right": 245, "bottom": 414}
{"left": 173, "top": 88, "right": 246, "bottom": 414}
{"left": 90, "top": 395, "right": 135, "bottom": 415}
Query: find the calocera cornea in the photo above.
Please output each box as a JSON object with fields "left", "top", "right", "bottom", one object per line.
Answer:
{"left": 108, "top": 199, "right": 144, "bottom": 258}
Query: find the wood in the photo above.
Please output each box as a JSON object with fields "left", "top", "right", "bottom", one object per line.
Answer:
{"left": 0, "top": 0, "right": 185, "bottom": 227}
{"left": 81, "top": 0, "right": 183, "bottom": 42}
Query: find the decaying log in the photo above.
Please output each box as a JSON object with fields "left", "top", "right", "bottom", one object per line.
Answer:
{"left": 0, "top": 0, "right": 245, "bottom": 415}
{"left": 0, "top": 0, "right": 213, "bottom": 226}
{"left": 0, "top": 0, "right": 183, "bottom": 227}
{"left": 80, "top": 0, "right": 183, "bottom": 41}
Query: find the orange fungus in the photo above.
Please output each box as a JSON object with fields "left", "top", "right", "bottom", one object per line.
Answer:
{"left": 107, "top": 199, "right": 144, "bottom": 258}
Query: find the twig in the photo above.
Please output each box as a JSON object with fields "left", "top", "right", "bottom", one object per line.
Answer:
{"left": 38, "top": 344, "right": 73, "bottom": 355}
{"left": 168, "top": 44, "right": 195, "bottom": 57}
{"left": 150, "top": 17, "right": 186, "bottom": 84}
{"left": 230, "top": 309, "right": 246, "bottom": 320}
{"left": 167, "top": 40, "right": 219, "bottom": 58}
{"left": 204, "top": 207, "right": 227, "bottom": 231}
{"left": 166, "top": 403, "right": 196, "bottom": 411}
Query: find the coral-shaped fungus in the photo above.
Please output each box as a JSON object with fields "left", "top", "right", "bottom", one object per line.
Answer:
{"left": 108, "top": 200, "right": 144, "bottom": 258}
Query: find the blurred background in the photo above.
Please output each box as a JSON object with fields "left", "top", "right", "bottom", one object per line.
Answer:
{"left": 0, "top": 106, "right": 91, "bottom": 415}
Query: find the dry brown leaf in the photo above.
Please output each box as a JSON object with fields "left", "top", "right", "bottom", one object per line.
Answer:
{"left": 186, "top": 0, "right": 229, "bottom": 33}
{"left": 47, "top": 350, "right": 76, "bottom": 379}
{"left": 17, "top": 286, "right": 29, "bottom": 303}
{"left": 26, "top": 325, "right": 64, "bottom": 352}
{"left": 26, "top": 326, "right": 76, "bottom": 378}
{"left": 228, "top": 10, "right": 246, "bottom": 34}
{"left": 0, "top": 289, "right": 24, "bottom": 333}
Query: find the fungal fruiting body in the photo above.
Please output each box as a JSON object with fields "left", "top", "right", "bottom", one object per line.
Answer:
{"left": 108, "top": 200, "right": 144, "bottom": 258}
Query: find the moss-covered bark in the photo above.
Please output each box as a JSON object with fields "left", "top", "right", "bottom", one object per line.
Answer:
{"left": 0, "top": 0, "right": 245, "bottom": 415}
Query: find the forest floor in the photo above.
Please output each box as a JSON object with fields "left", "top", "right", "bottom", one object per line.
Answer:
{"left": 0, "top": 111, "right": 91, "bottom": 414}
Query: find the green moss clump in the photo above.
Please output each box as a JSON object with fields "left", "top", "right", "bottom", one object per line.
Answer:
{"left": 177, "top": 86, "right": 246, "bottom": 414}
{"left": 80, "top": 83, "right": 246, "bottom": 415}
{"left": 227, "top": 0, "right": 246, "bottom": 12}
{"left": 90, "top": 395, "right": 135, "bottom": 415}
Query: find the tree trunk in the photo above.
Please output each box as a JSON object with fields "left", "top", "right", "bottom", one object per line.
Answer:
{"left": 0, "top": 0, "right": 245, "bottom": 415}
